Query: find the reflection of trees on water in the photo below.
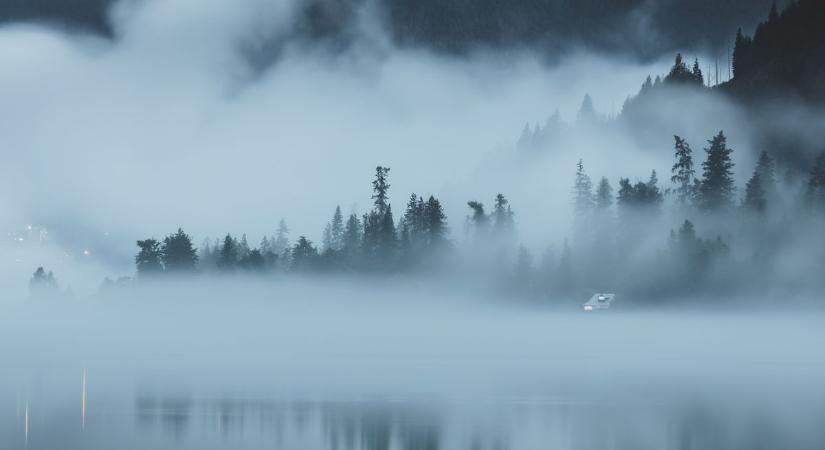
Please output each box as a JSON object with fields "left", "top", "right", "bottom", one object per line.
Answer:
{"left": 130, "top": 395, "right": 825, "bottom": 450}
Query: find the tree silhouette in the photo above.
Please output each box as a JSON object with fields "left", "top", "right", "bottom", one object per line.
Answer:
{"left": 161, "top": 228, "right": 198, "bottom": 272}
{"left": 670, "top": 135, "right": 696, "bottom": 209}
{"left": 136, "top": 239, "right": 163, "bottom": 277}
{"left": 291, "top": 236, "right": 318, "bottom": 271}
{"left": 218, "top": 234, "right": 238, "bottom": 271}
{"left": 423, "top": 195, "right": 448, "bottom": 250}
{"left": 743, "top": 171, "right": 766, "bottom": 213}
{"left": 29, "top": 267, "right": 59, "bottom": 297}
{"left": 698, "top": 131, "right": 736, "bottom": 212}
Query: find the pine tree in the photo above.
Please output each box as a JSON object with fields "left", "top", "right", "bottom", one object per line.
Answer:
{"left": 755, "top": 151, "right": 777, "bottom": 198}
{"left": 733, "top": 28, "right": 753, "bottom": 78}
{"left": 691, "top": 58, "right": 704, "bottom": 85}
{"left": 466, "top": 201, "right": 488, "bottom": 241}
{"left": 491, "top": 194, "right": 515, "bottom": 241}
{"left": 291, "top": 236, "right": 318, "bottom": 271}
{"left": 670, "top": 135, "right": 696, "bottom": 209}
{"left": 218, "top": 234, "right": 238, "bottom": 271}
{"left": 343, "top": 213, "right": 362, "bottom": 253}
{"left": 136, "top": 239, "right": 163, "bottom": 277}
{"left": 321, "top": 223, "right": 333, "bottom": 252}
{"left": 330, "top": 205, "right": 344, "bottom": 251}
{"left": 161, "top": 228, "right": 198, "bottom": 272}
{"left": 641, "top": 75, "right": 653, "bottom": 92}
{"left": 743, "top": 170, "right": 766, "bottom": 213}
{"left": 572, "top": 159, "right": 595, "bottom": 232}
{"left": 29, "top": 267, "right": 59, "bottom": 297}
{"left": 371, "top": 166, "right": 391, "bottom": 214}
{"left": 422, "top": 195, "right": 448, "bottom": 249}
{"left": 666, "top": 53, "right": 693, "bottom": 84}
{"left": 768, "top": 1, "right": 779, "bottom": 23}
{"left": 274, "top": 219, "right": 290, "bottom": 255}
{"left": 698, "top": 131, "right": 736, "bottom": 212}
{"left": 576, "top": 94, "right": 598, "bottom": 124}
{"left": 238, "top": 233, "right": 250, "bottom": 260}
{"left": 595, "top": 177, "right": 613, "bottom": 210}
{"left": 403, "top": 194, "right": 425, "bottom": 247}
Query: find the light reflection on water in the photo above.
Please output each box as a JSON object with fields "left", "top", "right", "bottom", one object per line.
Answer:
{"left": 6, "top": 389, "right": 825, "bottom": 450}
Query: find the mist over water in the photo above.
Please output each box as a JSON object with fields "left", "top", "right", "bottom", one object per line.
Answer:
{"left": 3, "top": 281, "right": 825, "bottom": 449}
{"left": 3, "top": 1, "right": 825, "bottom": 449}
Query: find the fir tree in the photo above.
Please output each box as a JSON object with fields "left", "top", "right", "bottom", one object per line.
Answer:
{"left": 698, "top": 131, "right": 736, "bottom": 212}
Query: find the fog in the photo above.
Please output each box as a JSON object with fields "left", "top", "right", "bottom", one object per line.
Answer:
{"left": 3, "top": 281, "right": 825, "bottom": 449}
{"left": 3, "top": 2, "right": 825, "bottom": 447}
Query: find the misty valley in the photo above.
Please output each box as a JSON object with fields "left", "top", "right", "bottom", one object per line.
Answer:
{"left": 3, "top": 0, "right": 825, "bottom": 449}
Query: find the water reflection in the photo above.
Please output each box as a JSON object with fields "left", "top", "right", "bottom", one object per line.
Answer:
{"left": 125, "top": 394, "right": 825, "bottom": 450}
{"left": 5, "top": 392, "right": 825, "bottom": 450}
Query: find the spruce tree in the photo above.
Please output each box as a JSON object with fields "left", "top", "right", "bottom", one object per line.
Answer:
{"left": 698, "top": 131, "right": 736, "bottom": 212}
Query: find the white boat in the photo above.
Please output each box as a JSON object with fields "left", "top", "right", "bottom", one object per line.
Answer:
{"left": 583, "top": 293, "right": 616, "bottom": 311}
